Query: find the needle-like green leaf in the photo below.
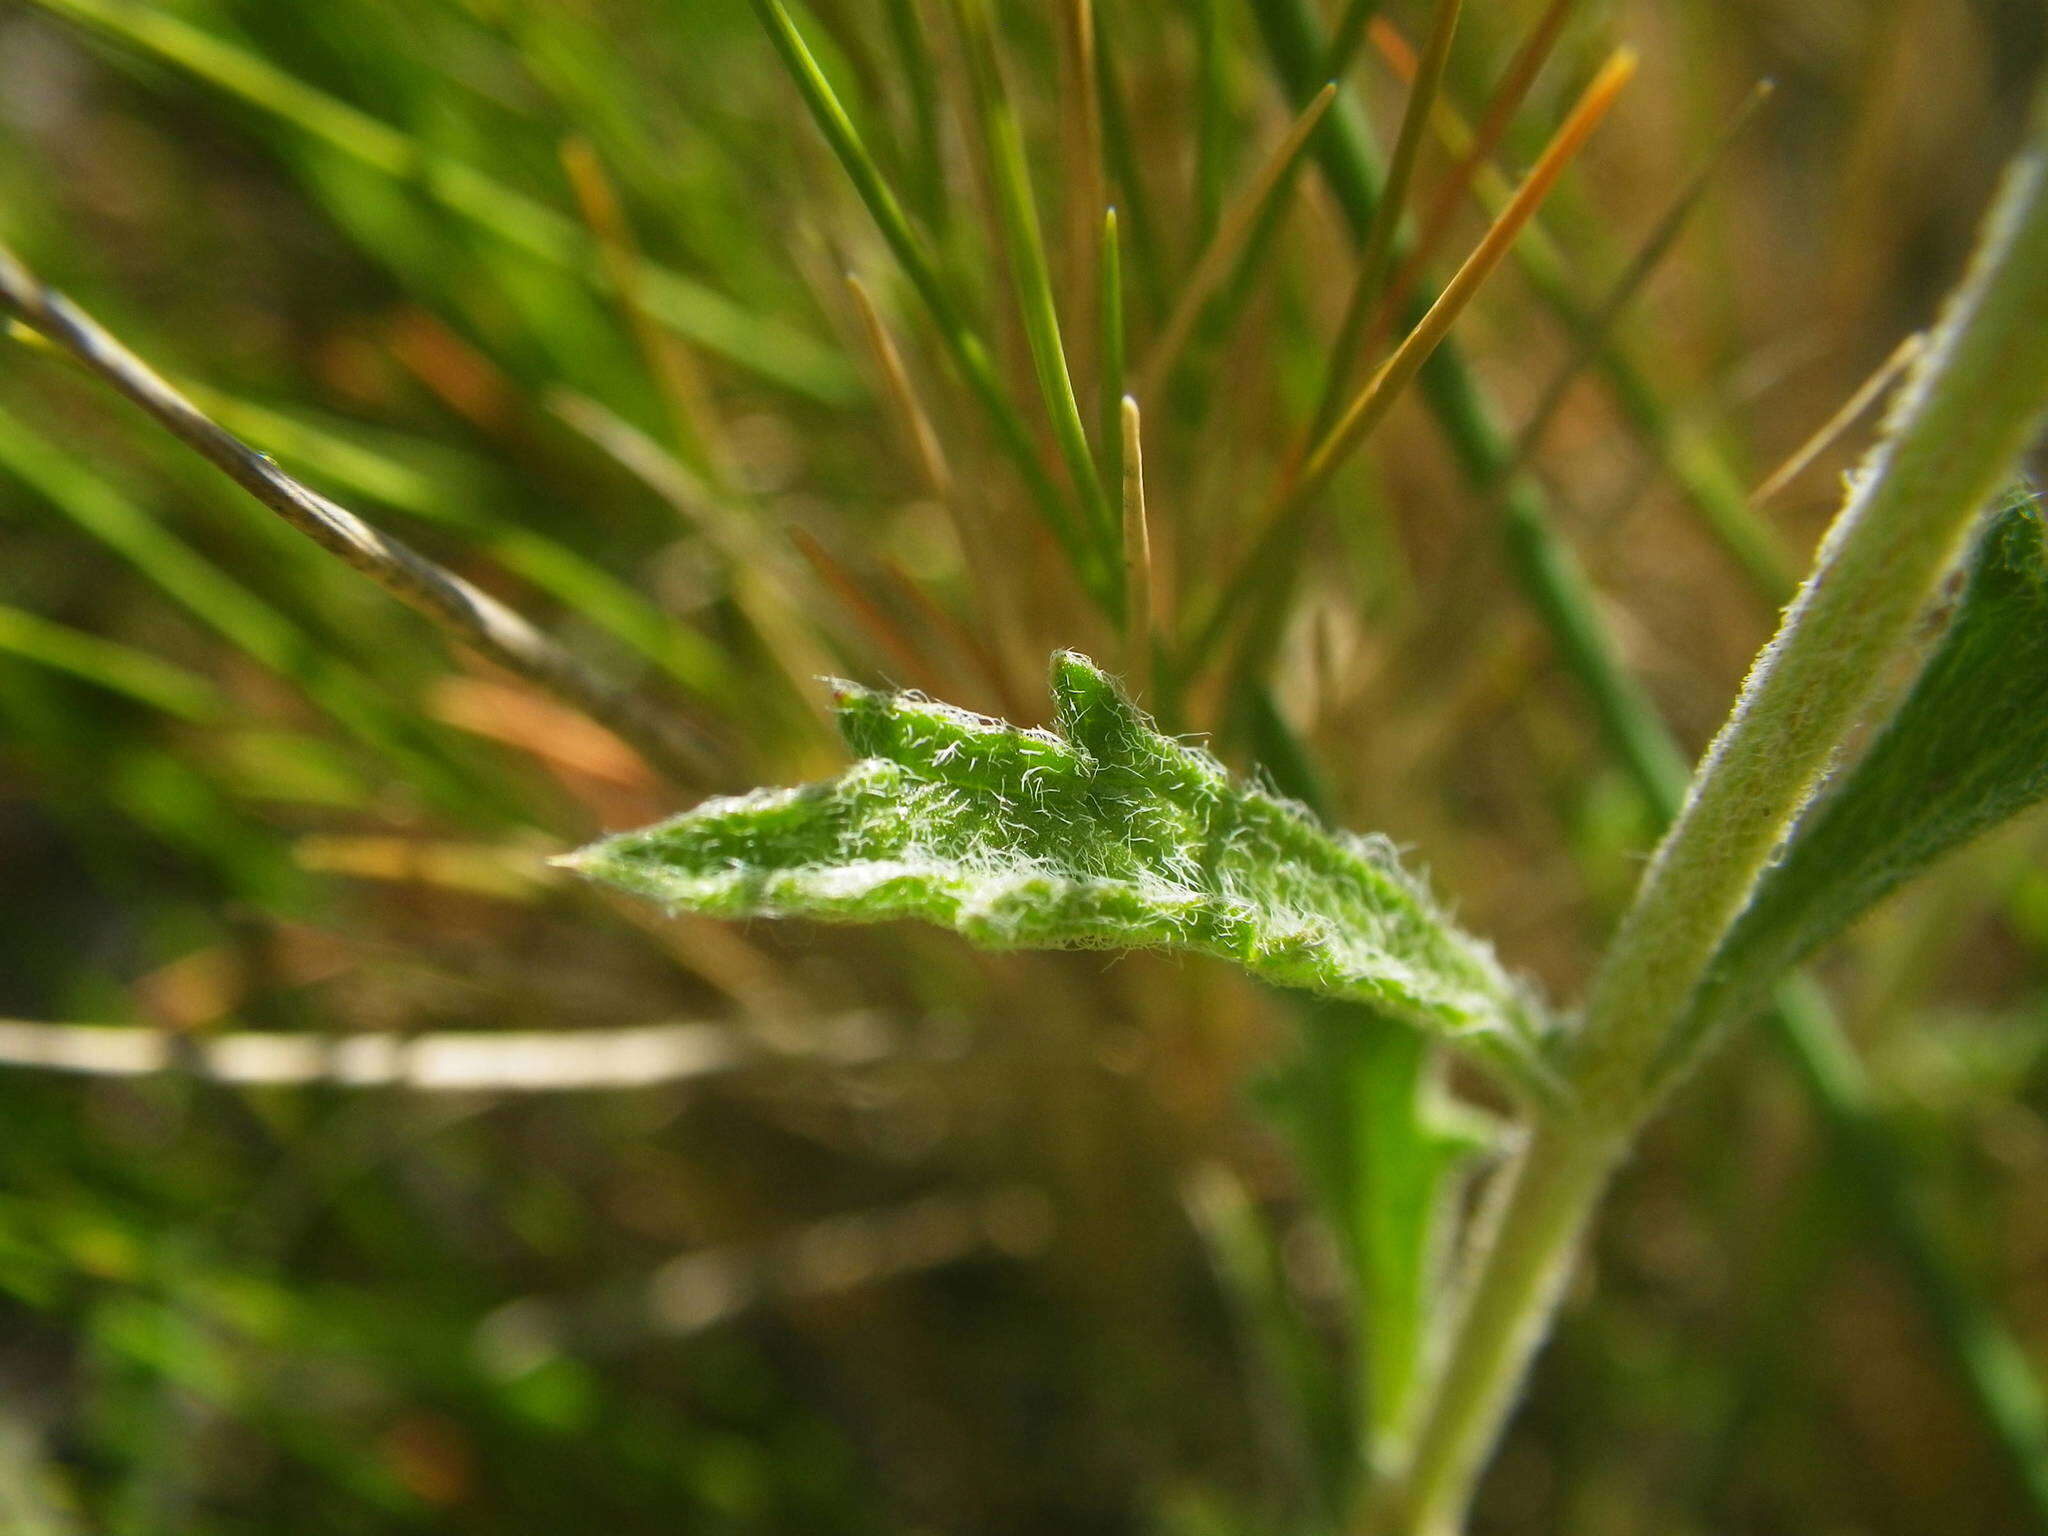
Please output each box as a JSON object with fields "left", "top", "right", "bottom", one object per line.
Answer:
{"left": 566, "top": 653, "right": 1542, "bottom": 1066}
{"left": 26, "top": 0, "right": 853, "bottom": 403}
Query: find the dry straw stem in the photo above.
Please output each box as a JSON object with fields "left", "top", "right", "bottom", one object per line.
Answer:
{"left": 0, "top": 1019, "right": 751, "bottom": 1091}
{"left": 0, "top": 241, "right": 721, "bottom": 787}
{"left": 1361, "top": 0, "right": 1573, "bottom": 388}
{"left": 1309, "top": 0, "right": 1462, "bottom": 441}
{"left": 1192, "top": 49, "right": 1635, "bottom": 662}
{"left": 1366, "top": 14, "right": 1797, "bottom": 604}
{"left": 1750, "top": 329, "right": 1925, "bottom": 506}
{"left": 1136, "top": 81, "right": 1338, "bottom": 398}
{"left": 845, "top": 274, "right": 955, "bottom": 500}
{"left": 1299, "top": 49, "right": 1636, "bottom": 504}
{"left": 1395, "top": 86, "right": 2048, "bottom": 1536}
{"left": 0, "top": 1009, "right": 922, "bottom": 1090}
{"left": 1120, "top": 396, "right": 1154, "bottom": 694}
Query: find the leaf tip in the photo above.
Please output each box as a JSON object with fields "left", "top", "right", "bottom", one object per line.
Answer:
{"left": 828, "top": 676, "right": 895, "bottom": 754}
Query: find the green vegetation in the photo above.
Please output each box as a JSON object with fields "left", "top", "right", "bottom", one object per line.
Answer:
{"left": 2, "top": 2, "right": 2047, "bottom": 1533}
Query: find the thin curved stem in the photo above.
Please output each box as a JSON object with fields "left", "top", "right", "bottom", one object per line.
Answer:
{"left": 0, "top": 241, "right": 722, "bottom": 787}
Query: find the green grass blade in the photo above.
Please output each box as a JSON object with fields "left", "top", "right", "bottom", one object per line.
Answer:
{"left": 1099, "top": 207, "right": 1127, "bottom": 515}
{"left": 1323, "top": 0, "right": 1381, "bottom": 79}
{"left": 948, "top": 0, "right": 1117, "bottom": 556}
{"left": 26, "top": 0, "right": 852, "bottom": 403}
{"left": 198, "top": 392, "right": 741, "bottom": 710}
{"left": 1192, "top": 0, "right": 1229, "bottom": 246}
{"left": 1268, "top": 1008, "right": 1491, "bottom": 1474}
{"left": 1310, "top": 0, "right": 1462, "bottom": 442}
{"left": 1138, "top": 83, "right": 1337, "bottom": 401}
{"left": 1092, "top": 3, "right": 1169, "bottom": 322}
{"left": 0, "top": 606, "right": 225, "bottom": 722}
{"left": 749, "top": 0, "right": 1102, "bottom": 594}
{"left": 0, "top": 406, "right": 495, "bottom": 819}
{"left": 882, "top": 0, "right": 952, "bottom": 231}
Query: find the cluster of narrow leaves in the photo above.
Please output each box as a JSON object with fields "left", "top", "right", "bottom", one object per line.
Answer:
{"left": 1682, "top": 486, "right": 2048, "bottom": 1055}
{"left": 567, "top": 653, "right": 1543, "bottom": 1072}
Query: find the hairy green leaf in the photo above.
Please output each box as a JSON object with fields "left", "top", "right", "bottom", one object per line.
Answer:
{"left": 566, "top": 653, "right": 1540, "bottom": 1060}
{"left": 1685, "top": 488, "right": 2048, "bottom": 1047}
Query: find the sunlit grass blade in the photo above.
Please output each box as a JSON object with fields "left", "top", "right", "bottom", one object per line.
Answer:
{"left": 749, "top": 0, "right": 1101, "bottom": 593}
{"left": 1308, "top": 0, "right": 1463, "bottom": 442}
{"left": 1750, "top": 330, "right": 1924, "bottom": 507}
{"left": 1367, "top": 14, "right": 1796, "bottom": 602}
{"left": 1120, "top": 398, "right": 1153, "bottom": 694}
{"left": 25, "top": 0, "right": 853, "bottom": 403}
{"left": 1137, "top": 82, "right": 1337, "bottom": 399}
{"left": 1368, "top": 0, "right": 1574, "bottom": 351}
{"left": 1099, "top": 208, "right": 1128, "bottom": 504}
{"left": 0, "top": 605, "right": 225, "bottom": 722}
{"left": 1506, "top": 80, "right": 1776, "bottom": 476}
{"left": 1301, "top": 51, "right": 1633, "bottom": 502}
{"left": 948, "top": 0, "right": 1116, "bottom": 555}
{"left": 1193, "top": 51, "right": 1636, "bottom": 664}
{"left": 0, "top": 242, "right": 723, "bottom": 787}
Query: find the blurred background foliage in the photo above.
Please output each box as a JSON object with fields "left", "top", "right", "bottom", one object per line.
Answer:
{"left": 0, "top": 0, "right": 2046, "bottom": 1531}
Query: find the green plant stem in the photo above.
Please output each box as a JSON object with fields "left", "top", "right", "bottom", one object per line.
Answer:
{"left": 1248, "top": 7, "right": 2048, "bottom": 1524}
{"left": 1386, "top": 1120, "right": 1620, "bottom": 1536}
{"left": 1394, "top": 88, "right": 2048, "bottom": 1534}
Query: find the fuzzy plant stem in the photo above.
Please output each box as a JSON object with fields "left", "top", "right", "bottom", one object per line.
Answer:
{"left": 1251, "top": 0, "right": 2048, "bottom": 1513}
{"left": 1393, "top": 89, "right": 2048, "bottom": 1536}
{"left": 1253, "top": 4, "right": 2048, "bottom": 1509}
{"left": 0, "top": 240, "right": 722, "bottom": 787}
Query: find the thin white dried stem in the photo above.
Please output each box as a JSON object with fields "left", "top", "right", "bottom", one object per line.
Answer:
{"left": 0, "top": 1014, "right": 908, "bottom": 1091}
{"left": 0, "top": 240, "right": 720, "bottom": 786}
